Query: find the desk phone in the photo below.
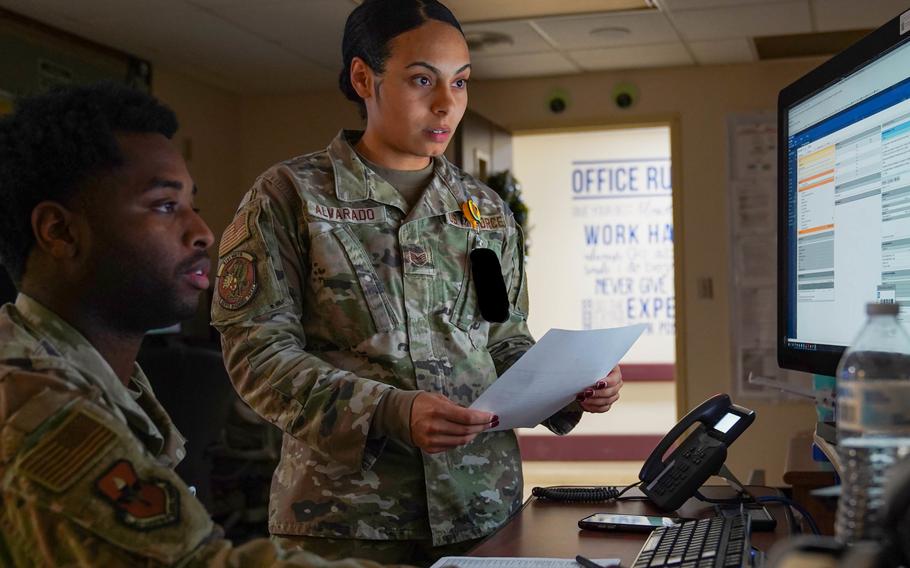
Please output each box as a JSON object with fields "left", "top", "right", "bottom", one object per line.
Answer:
{"left": 639, "top": 394, "right": 755, "bottom": 511}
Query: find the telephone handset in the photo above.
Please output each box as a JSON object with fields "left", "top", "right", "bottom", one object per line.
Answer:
{"left": 639, "top": 394, "right": 755, "bottom": 511}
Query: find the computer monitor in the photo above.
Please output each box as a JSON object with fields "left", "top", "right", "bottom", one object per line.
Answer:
{"left": 778, "top": 9, "right": 910, "bottom": 377}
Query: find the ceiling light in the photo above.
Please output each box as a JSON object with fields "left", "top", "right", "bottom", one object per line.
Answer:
{"left": 465, "top": 31, "right": 514, "bottom": 52}
{"left": 590, "top": 27, "right": 632, "bottom": 41}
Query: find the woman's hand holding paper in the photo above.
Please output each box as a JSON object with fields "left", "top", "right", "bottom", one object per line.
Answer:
{"left": 576, "top": 365, "right": 623, "bottom": 413}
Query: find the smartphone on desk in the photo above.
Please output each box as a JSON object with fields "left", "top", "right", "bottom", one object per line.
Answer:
{"left": 578, "top": 513, "right": 680, "bottom": 533}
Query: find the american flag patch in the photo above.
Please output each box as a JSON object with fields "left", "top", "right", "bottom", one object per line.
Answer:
{"left": 219, "top": 209, "right": 251, "bottom": 256}
{"left": 19, "top": 408, "right": 117, "bottom": 493}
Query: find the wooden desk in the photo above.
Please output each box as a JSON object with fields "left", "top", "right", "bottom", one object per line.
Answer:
{"left": 469, "top": 486, "right": 792, "bottom": 565}
{"left": 783, "top": 431, "right": 837, "bottom": 535}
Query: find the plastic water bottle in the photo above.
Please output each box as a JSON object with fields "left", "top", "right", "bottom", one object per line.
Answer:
{"left": 835, "top": 302, "right": 910, "bottom": 543}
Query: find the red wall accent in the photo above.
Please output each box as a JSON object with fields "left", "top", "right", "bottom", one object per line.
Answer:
{"left": 518, "top": 434, "right": 664, "bottom": 461}
{"left": 620, "top": 364, "right": 674, "bottom": 381}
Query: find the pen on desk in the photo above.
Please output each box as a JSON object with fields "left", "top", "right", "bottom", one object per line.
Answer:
{"left": 575, "top": 554, "right": 606, "bottom": 568}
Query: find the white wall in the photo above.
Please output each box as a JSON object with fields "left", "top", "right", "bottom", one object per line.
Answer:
{"left": 514, "top": 125, "right": 677, "bottom": 439}
{"left": 514, "top": 126, "right": 675, "bottom": 363}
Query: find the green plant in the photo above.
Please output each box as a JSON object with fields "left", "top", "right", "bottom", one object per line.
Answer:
{"left": 487, "top": 170, "right": 528, "bottom": 229}
{"left": 486, "top": 170, "right": 529, "bottom": 256}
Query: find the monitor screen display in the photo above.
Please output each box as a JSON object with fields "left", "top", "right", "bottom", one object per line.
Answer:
{"left": 779, "top": 12, "right": 910, "bottom": 375}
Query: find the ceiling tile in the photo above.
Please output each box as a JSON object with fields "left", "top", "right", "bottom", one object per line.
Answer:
{"left": 688, "top": 38, "right": 755, "bottom": 64}
{"left": 533, "top": 11, "right": 679, "bottom": 50}
{"left": 811, "top": 0, "right": 909, "bottom": 32}
{"left": 206, "top": 0, "right": 352, "bottom": 71}
{"left": 1, "top": 0, "right": 877, "bottom": 94}
{"left": 0, "top": 1, "right": 188, "bottom": 64}
{"left": 570, "top": 42, "right": 694, "bottom": 70}
{"left": 0, "top": 1, "right": 79, "bottom": 35}
{"left": 462, "top": 20, "right": 553, "bottom": 56}
{"left": 440, "top": 0, "right": 652, "bottom": 23}
{"left": 671, "top": 1, "right": 812, "bottom": 41}
{"left": 93, "top": 12, "right": 268, "bottom": 64}
{"left": 0, "top": 0, "right": 155, "bottom": 24}
{"left": 188, "top": 0, "right": 342, "bottom": 7}
{"left": 469, "top": 51, "right": 579, "bottom": 79}
{"left": 661, "top": 0, "right": 797, "bottom": 10}
{"left": 0, "top": 0, "right": 336, "bottom": 94}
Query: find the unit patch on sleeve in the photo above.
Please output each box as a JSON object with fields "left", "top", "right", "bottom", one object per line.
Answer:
{"left": 218, "top": 209, "right": 251, "bottom": 256}
{"left": 307, "top": 201, "right": 387, "bottom": 224}
{"left": 216, "top": 251, "right": 258, "bottom": 310}
{"left": 446, "top": 211, "right": 506, "bottom": 231}
{"left": 19, "top": 407, "right": 117, "bottom": 493}
{"left": 95, "top": 460, "right": 180, "bottom": 530}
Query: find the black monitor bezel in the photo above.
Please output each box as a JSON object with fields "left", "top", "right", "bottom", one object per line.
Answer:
{"left": 777, "top": 10, "right": 910, "bottom": 376}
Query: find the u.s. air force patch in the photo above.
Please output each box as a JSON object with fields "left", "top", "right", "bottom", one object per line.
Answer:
{"left": 95, "top": 460, "right": 180, "bottom": 530}
{"left": 446, "top": 211, "right": 506, "bottom": 231}
{"left": 216, "top": 251, "right": 258, "bottom": 310}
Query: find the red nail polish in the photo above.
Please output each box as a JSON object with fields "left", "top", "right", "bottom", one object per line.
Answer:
{"left": 585, "top": 388, "right": 594, "bottom": 398}
{"left": 596, "top": 381, "right": 606, "bottom": 389}
{"left": 492, "top": 415, "right": 500, "bottom": 422}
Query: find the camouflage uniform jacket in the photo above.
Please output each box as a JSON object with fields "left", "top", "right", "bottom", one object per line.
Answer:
{"left": 0, "top": 295, "right": 402, "bottom": 568}
{"left": 211, "top": 130, "right": 582, "bottom": 546}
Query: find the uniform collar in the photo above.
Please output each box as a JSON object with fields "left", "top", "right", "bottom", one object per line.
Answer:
{"left": 13, "top": 294, "right": 184, "bottom": 466}
{"left": 327, "top": 129, "right": 464, "bottom": 220}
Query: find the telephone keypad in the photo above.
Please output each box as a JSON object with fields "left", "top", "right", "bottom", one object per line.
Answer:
{"left": 638, "top": 395, "right": 755, "bottom": 513}
{"left": 643, "top": 431, "right": 728, "bottom": 510}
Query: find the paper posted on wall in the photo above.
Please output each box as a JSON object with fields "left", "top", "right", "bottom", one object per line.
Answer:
{"left": 727, "top": 112, "right": 811, "bottom": 400}
{"left": 470, "top": 324, "right": 647, "bottom": 431}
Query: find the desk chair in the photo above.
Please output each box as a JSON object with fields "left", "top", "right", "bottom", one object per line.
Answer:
{"left": 138, "top": 334, "right": 281, "bottom": 543}
{"left": 137, "top": 335, "right": 234, "bottom": 509}
{"left": 0, "top": 266, "right": 16, "bottom": 305}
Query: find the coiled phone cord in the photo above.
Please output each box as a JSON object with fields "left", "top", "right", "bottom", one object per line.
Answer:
{"left": 532, "top": 481, "right": 642, "bottom": 503}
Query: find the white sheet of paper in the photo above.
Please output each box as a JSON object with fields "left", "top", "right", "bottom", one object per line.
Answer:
{"left": 429, "top": 557, "right": 620, "bottom": 568}
{"left": 470, "top": 325, "right": 647, "bottom": 431}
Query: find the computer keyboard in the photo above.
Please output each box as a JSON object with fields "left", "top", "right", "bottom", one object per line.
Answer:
{"left": 631, "top": 512, "right": 752, "bottom": 568}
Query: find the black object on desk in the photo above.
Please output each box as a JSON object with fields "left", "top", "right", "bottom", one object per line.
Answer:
{"left": 469, "top": 486, "right": 790, "bottom": 565}
{"left": 639, "top": 394, "right": 755, "bottom": 511}
{"left": 715, "top": 502, "right": 777, "bottom": 532}
{"left": 575, "top": 555, "right": 607, "bottom": 568}
{"left": 630, "top": 512, "right": 755, "bottom": 567}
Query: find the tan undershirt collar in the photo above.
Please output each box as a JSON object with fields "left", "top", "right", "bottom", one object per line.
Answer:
{"left": 357, "top": 154, "right": 435, "bottom": 211}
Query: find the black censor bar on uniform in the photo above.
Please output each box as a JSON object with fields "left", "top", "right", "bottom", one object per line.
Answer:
{"left": 470, "top": 248, "right": 509, "bottom": 323}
